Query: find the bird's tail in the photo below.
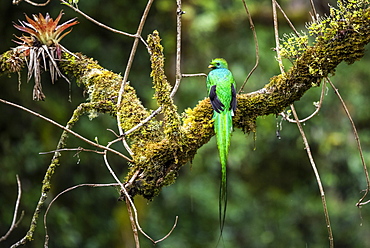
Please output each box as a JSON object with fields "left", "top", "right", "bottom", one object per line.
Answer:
{"left": 214, "top": 110, "right": 233, "bottom": 234}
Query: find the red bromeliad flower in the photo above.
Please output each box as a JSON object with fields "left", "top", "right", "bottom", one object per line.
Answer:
{"left": 14, "top": 11, "right": 78, "bottom": 57}
{"left": 14, "top": 11, "right": 78, "bottom": 47}
{"left": 12, "top": 11, "right": 78, "bottom": 100}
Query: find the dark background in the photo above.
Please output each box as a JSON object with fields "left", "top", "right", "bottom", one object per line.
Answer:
{"left": 1, "top": 0, "right": 370, "bottom": 247}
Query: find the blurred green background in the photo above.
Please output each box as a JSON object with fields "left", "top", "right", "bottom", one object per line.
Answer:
{"left": 1, "top": 0, "right": 370, "bottom": 247}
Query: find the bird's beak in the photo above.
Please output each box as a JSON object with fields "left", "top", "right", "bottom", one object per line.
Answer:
{"left": 208, "top": 64, "right": 215, "bottom": 69}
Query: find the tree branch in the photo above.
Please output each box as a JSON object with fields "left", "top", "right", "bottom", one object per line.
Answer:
{"left": 1, "top": 5, "right": 370, "bottom": 201}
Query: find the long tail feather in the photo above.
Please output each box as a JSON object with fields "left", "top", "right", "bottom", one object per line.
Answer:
{"left": 214, "top": 110, "right": 233, "bottom": 234}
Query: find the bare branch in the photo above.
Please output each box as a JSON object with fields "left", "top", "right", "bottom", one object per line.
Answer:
{"left": 238, "top": 0, "right": 259, "bottom": 94}
{"left": 0, "top": 98, "right": 132, "bottom": 162}
{"left": 13, "top": 0, "right": 51, "bottom": 6}
{"left": 309, "top": 0, "right": 319, "bottom": 22}
{"left": 121, "top": 0, "right": 155, "bottom": 86}
{"left": 59, "top": 0, "right": 137, "bottom": 38}
{"left": 43, "top": 183, "right": 120, "bottom": 247}
{"left": 171, "top": 0, "right": 184, "bottom": 98}
{"left": 280, "top": 79, "right": 327, "bottom": 123}
{"left": 153, "top": 216, "right": 179, "bottom": 244}
{"left": 103, "top": 139, "right": 178, "bottom": 244}
{"left": 102, "top": 141, "right": 155, "bottom": 243}
{"left": 113, "top": 0, "right": 157, "bottom": 155}
{"left": 358, "top": 199, "right": 370, "bottom": 205}
{"left": 125, "top": 196, "right": 140, "bottom": 248}
{"left": 181, "top": 73, "right": 207, "bottom": 78}
{"left": 39, "top": 147, "right": 105, "bottom": 155}
{"left": 123, "top": 107, "right": 162, "bottom": 136}
{"left": 291, "top": 104, "right": 334, "bottom": 247}
{"left": 275, "top": 1, "right": 301, "bottom": 37}
{"left": 271, "top": 0, "right": 285, "bottom": 73}
{"left": 0, "top": 175, "right": 24, "bottom": 242}
{"left": 326, "top": 78, "right": 370, "bottom": 207}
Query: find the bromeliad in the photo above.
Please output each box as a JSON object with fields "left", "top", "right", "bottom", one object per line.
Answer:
{"left": 13, "top": 11, "right": 78, "bottom": 100}
{"left": 206, "top": 58, "right": 237, "bottom": 233}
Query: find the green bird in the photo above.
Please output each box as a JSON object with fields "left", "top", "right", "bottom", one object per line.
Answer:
{"left": 206, "top": 58, "right": 237, "bottom": 233}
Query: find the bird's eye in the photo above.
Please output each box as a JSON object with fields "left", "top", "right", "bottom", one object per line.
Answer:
{"left": 216, "top": 62, "right": 220, "bottom": 66}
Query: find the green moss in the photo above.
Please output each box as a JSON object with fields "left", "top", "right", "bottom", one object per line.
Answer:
{"left": 0, "top": 50, "right": 25, "bottom": 75}
{"left": 280, "top": 32, "right": 309, "bottom": 61}
{"left": 147, "top": 30, "right": 181, "bottom": 137}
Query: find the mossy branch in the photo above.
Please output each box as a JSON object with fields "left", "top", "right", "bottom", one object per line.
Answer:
{"left": 1, "top": 4, "right": 370, "bottom": 201}
{"left": 148, "top": 30, "right": 181, "bottom": 139}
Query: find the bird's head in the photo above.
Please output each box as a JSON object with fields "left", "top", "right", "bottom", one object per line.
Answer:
{"left": 208, "top": 58, "right": 228, "bottom": 70}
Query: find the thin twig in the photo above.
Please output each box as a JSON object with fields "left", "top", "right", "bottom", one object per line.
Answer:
{"left": 171, "top": 0, "right": 184, "bottom": 98}
{"left": 116, "top": 0, "right": 155, "bottom": 146}
{"left": 238, "top": 0, "right": 260, "bottom": 94}
{"left": 125, "top": 170, "right": 141, "bottom": 189}
{"left": 102, "top": 142, "right": 155, "bottom": 243}
{"left": 271, "top": 0, "right": 285, "bottom": 73}
{"left": 181, "top": 73, "right": 207, "bottom": 78}
{"left": 103, "top": 141, "right": 178, "bottom": 244}
{"left": 39, "top": 147, "right": 105, "bottom": 155}
{"left": 121, "top": 0, "right": 154, "bottom": 87}
{"left": 281, "top": 80, "right": 326, "bottom": 123}
{"left": 43, "top": 183, "right": 120, "bottom": 247}
{"left": 0, "top": 175, "right": 24, "bottom": 242}
{"left": 153, "top": 216, "right": 178, "bottom": 244}
{"left": 309, "top": 0, "right": 319, "bottom": 23}
{"left": 59, "top": 0, "right": 137, "bottom": 38}
{"left": 326, "top": 78, "right": 370, "bottom": 207}
{"left": 123, "top": 107, "right": 162, "bottom": 136}
{"left": 13, "top": 0, "right": 51, "bottom": 6}
{"left": 290, "top": 104, "right": 334, "bottom": 248}
{"left": 0, "top": 98, "right": 133, "bottom": 162}
{"left": 275, "top": 1, "right": 300, "bottom": 37}
{"left": 125, "top": 196, "right": 140, "bottom": 248}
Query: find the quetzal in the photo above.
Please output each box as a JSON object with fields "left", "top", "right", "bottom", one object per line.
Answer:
{"left": 206, "top": 58, "right": 237, "bottom": 233}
